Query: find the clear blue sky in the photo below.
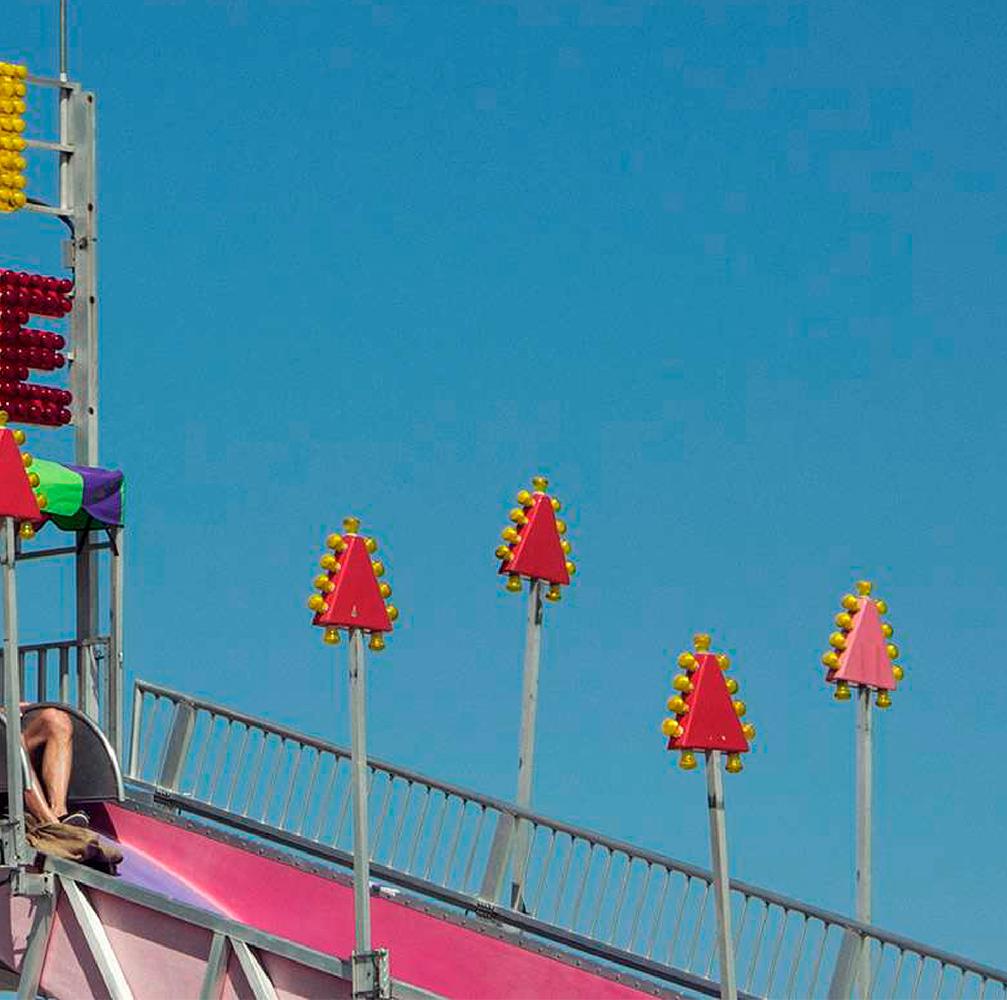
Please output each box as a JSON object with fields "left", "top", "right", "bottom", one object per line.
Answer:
{"left": 6, "top": 0, "right": 1007, "bottom": 968}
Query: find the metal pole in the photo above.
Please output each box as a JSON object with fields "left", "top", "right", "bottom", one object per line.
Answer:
{"left": 108, "top": 528, "right": 124, "bottom": 761}
{"left": 2, "top": 518, "right": 28, "bottom": 867}
{"left": 66, "top": 87, "right": 101, "bottom": 718}
{"left": 348, "top": 628, "right": 371, "bottom": 954}
{"left": 59, "top": 0, "right": 68, "bottom": 81}
{"left": 855, "top": 686, "right": 872, "bottom": 997}
{"left": 705, "top": 750, "right": 737, "bottom": 1000}
{"left": 511, "top": 577, "right": 543, "bottom": 908}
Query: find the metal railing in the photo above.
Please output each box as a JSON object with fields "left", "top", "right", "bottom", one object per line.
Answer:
{"left": 1, "top": 637, "right": 113, "bottom": 732}
{"left": 128, "top": 680, "right": 1007, "bottom": 1000}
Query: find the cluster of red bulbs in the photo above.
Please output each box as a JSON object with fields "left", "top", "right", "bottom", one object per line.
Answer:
{"left": 0, "top": 270, "right": 73, "bottom": 317}
{"left": 0, "top": 269, "right": 73, "bottom": 426}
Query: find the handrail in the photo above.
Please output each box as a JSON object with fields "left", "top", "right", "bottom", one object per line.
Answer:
{"left": 129, "top": 679, "right": 1007, "bottom": 999}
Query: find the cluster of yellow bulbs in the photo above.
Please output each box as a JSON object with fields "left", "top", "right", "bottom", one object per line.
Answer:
{"left": 307, "top": 516, "right": 398, "bottom": 652}
{"left": 661, "top": 633, "right": 756, "bottom": 774}
{"left": 496, "top": 475, "right": 574, "bottom": 602}
{"left": 0, "top": 63, "right": 28, "bottom": 212}
{"left": 0, "top": 410, "right": 41, "bottom": 539}
{"left": 821, "top": 580, "right": 903, "bottom": 708}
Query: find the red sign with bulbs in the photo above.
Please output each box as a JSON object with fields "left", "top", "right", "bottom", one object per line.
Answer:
{"left": 0, "top": 268, "right": 73, "bottom": 426}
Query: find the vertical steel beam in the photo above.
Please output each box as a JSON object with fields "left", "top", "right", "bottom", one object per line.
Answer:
{"left": 855, "top": 686, "right": 872, "bottom": 998}
{"left": 348, "top": 628, "right": 372, "bottom": 954}
{"left": 511, "top": 578, "right": 543, "bottom": 908}
{"left": 199, "top": 932, "right": 229, "bottom": 1000}
{"left": 16, "top": 880, "right": 59, "bottom": 1000}
{"left": 1, "top": 518, "right": 27, "bottom": 867}
{"left": 66, "top": 86, "right": 100, "bottom": 710}
{"left": 158, "top": 701, "right": 195, "bottom": 792}
{"left": 108, "top": 527, "right": 124, "bottom": 760}
{"left": 706, "top": 750, "right": 737, "bottom": 1000}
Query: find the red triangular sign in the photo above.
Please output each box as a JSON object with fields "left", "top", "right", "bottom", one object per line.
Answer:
{"left": 500, "top": 494, "right": 570, "bottom": 585}
{"left": 831, "top": 598, "right": 895, "bottom": 690}
{"left": 671, "top": 653, "right": 749, "bottom": 753}
{"left": 314, "top": 535, "right": 392, "bottom": 633}
{"left": 0, "top": 429, "right": 41, "bottom": 522}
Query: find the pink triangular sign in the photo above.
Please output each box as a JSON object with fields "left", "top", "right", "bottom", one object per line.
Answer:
{"left": 832, "top": 598, "right": 895, "bottom": 690}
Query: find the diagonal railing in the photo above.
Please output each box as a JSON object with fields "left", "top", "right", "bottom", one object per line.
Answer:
{"left": 128, "top": 680, "right": 1007, "bottom": 1000}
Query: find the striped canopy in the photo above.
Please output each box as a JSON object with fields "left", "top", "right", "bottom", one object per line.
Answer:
{"left": 32, "top": 459, "right": 124, "bottom": 530}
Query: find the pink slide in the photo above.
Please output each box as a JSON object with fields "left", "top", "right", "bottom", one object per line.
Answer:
{"left": 1, "top": 800, "right": 677, "bottom": 999}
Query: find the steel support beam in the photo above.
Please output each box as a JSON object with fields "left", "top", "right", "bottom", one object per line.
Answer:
{"left": 60, "top": 876, "right": 133, "bottom": 1000}
{"left": 16, "top": 881, "right": 59, "bottom": 1000}
{"left": 1, "top": 518, "right": 27, "bottom": 867}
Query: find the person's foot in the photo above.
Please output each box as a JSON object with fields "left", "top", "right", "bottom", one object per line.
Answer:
{"left": 59, "top": 811, "right": 89, "bottom": 828}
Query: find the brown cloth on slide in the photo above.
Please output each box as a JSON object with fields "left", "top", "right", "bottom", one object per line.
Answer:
{"left": 25, "top": 815, "right": 123, "bottom": 874}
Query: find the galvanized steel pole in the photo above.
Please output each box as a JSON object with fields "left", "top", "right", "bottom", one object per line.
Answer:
{"left": 2, "top": 518, "right": 27, "bottom": 867}
{"left": 512, "top": 577, "right": 543, "bottom": 908}
{"left": 705, "top": 750, "right": 737, "bottom": 1000}
{"left": 348, "top": 628, "right": 372, "bottom": 954}
{"left": 855, "top": 686, "right": 872, "bottom": 997}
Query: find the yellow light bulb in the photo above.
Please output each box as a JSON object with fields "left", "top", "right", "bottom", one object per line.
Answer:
{"left": 35, "top": 492, "right": 47, "bottom": 509}
{"left": 725, "top": 677, "right": 738, "bottom": 695}
{"left": 660, "top": 717, "right": 681, "bottom": 738}
{"left": 693, "top": 633, "right": 712, "bottom": 652}
{"left": 855, "top": 580, "right": 873, "bottom": 596}
{"left": 320, "top": 554, "right": 338, "bottom": 571}
{"left": 506, "top": 575, "right": 522, "bottom": 593}
{"left": 326, "top": 533, "right": 346, "bottom": 552}
{"left": 841, "top": 594, "right": 859, "bottom": 611}
{"left": 741, "top": 722, "right": 756, "bottom": 741}
{"left": 531, "top": 475, "right": 549, "bottom": 492}
{"left": 342, "top": 516, "right": 361, "bottom": 534}
{"left": 555, "top": 519, "right": 567, "bottom": 535}
{"left": 313, "top": 574, "right": 333, "bottom": 593}
{"left": 545, "top": 585, "right": 562, "bottom": 602}
{"left": 551, "top": 497, "right": 561, "bottom": 512}
{"left": 323, "top": 627, "right": 341, "bottom": 645}
{"left": 565, "top": 561, "right": 576, "bottom": 576}
{"left": 672, "top": 674, "right": 693, "bottom": 693}
{"left": 822, "top": 651, "right": 840, "bottom": 669}
{"left": 875, "top": 599, "right": 888, "bottom": 614}
{"left": 829, "top": 632, "right": 847, "bottom": 650}
{"left": 835, "top": 612, "right": 853, "bottom": 630}
{"left": 876, "top": 690, "right": 892, "bottom": 709}
{"left": 21, "top": 452, "right": 32, "bottom": 468}
{"left": 12, "top": 429, "right": 24, "bottom": 445}
{"left": 386, "top": 605, "right": 399, "bottom": 622}
{"left": 678, "top": 652, "right": 697, "bottom": 672}
{"left": 834, "top": 681, "right": 851, "bottom": 702}
{"left": 886, "top": 643, "right": 899, "bottom": 660}
{"left": 307, "top": 594, "right": 326, "bottom": 613}
{"left": 501, "top": 527, "right": 520, "bottom": 543}
{"left": 368, "top": 633, "right": 386, "bottom": 652}
{"left": 27, "top": 472, "right": 39, "bottom": 488}
{"left": 679, "top": 751, "right": 698, "bottom": 771}
{"left": 716, "top": 653, "right": 731, "bottom": 671}
{"left": 668, "top": 695, "right": 688, "bottom": 715}
{"left": 892, "top": 664, "right": 904, "bottom": 681}
{"left": 516, "top": 489, "right": 532, "bottom": 506}
{"left": 509, "top": 508, "right": 528, "bottom": 525}
{"left": 379, "top": 582, "right": 392, "bottom": 599}
{"left": 365, "top": 537, "right": 378, "bottom": 554}
{"left": 371, "top": 560, "right": 385, "bottom": 577}
{"left": 732, "top": 700, "right": 747, "bottom": 718}
{"left": 881, "top": 622, "right": 893, "bottom": 638}
{"left": 725, "top": 753, "right": 743, "bottom": 774}
{"left": 495, "top": 545, "right": 513, "bottom": 561}
{"left": 0, "top": 411, "right": 7, "bottom": 425}
{"left": 18, "top": 522, "right": 34, "bottom": 540}
{"left": 560, "top": 538, "right": 571, "bottom": 554}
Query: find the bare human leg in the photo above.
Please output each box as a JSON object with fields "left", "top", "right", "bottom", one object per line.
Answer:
{"left": 21, "top": 707, "right": 74, "bottom": 820}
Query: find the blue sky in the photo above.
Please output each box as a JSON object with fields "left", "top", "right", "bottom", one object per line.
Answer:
{"left": 6, "top": 0, "right": 1007, "bottom": 968}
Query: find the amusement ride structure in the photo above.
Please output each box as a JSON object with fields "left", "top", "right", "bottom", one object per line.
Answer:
{"left": 1, "top": 10, "right": 1006, "bottom": 1000}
